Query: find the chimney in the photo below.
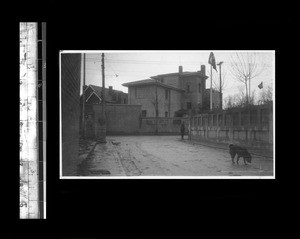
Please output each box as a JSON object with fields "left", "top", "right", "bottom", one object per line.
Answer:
{"left": 201, "top": 65, "right": 206, "bottom": 75}
{"left": 179, "top": 66, "right": 183, "bottom": 74}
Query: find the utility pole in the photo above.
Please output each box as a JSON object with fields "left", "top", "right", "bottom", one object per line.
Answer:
{"left": 82, "top": 53, "right": 86, "bottom": 138}
{"left": 210, "top": 64, "right": 212, "bottom": 111}
{"left": 102, "top": 53, "right": 105, "bottom": 115}
{"left": 217, "top": 61, "right": 224, "bottom": 110}
{"left": 98, "top": 52, "right": 106, "bottom": 143}
{"left": 208, "top": 52, "right": 217, "bottom": 111}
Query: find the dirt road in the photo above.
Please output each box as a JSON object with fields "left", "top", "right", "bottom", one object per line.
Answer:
{"left": 109, "top": 136, "right": 273, "bottom": 177}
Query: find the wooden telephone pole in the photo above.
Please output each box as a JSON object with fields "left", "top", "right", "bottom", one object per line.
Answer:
{"left": 217, "top": 61, "right": 224, "bottom": 110}
{"left": 100, "top": 53, "right": 107, "bottom": 143}
{"left": 102, "top": 53, "right": 106, "bottom": 116}
{"left": 210, "top": 64, "right": 213, "bottom": 110}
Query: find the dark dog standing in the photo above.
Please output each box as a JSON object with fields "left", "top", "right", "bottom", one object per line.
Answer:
{"left": 229, "top": 144, "right": 252, "bottom": 165}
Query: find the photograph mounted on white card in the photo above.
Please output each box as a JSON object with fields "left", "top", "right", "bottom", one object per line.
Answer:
{"left": 60, "top": 50, "right": 275, "bottom": 179}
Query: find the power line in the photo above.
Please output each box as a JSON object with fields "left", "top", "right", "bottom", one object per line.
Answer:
{"left": 84, "top": 58, "right": 273, "bottom": 67}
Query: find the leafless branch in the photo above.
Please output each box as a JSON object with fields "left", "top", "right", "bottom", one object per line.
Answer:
{"left": 229, "top": 52, "right": 267, "bottom": 105}
{"left": 208, "top": 67, "right": 228, "bottom": 92}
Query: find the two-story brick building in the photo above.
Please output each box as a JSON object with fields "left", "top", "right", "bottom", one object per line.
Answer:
{"left": 122, "top": 65, "right": 221, "bottom": 117}
{"left": 123, "top": 79, "right": 184, "bottom": 117}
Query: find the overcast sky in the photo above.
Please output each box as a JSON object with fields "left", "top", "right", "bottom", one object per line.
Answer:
{"left": 77, "top": 51, "right": 274, "bottom": 100}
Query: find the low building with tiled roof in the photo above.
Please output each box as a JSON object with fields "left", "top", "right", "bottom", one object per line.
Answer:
{"left": 80, "top": 84, "right": 128, "bottom": 105}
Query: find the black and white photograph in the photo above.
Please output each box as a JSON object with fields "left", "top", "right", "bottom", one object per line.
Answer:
{"left": 60, "top": 51, "right": 274, "bottom": 178}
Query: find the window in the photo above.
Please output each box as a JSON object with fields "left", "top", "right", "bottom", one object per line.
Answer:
{"left": 187, "top": 84, "right": 190, "bottom": 92}
{"left": 187, "top": 102, "right": 192, "bottom": 109}
{"left": 198, "top": 83, "right": 201, "bottom": 93}
{"left": 165, "top": 111, "right": 168, "bottom": 117}
{"left": 165, "top": 89, "right": 169, "bottom": 100}
{"left": 135, "top": 87, "right": 146, "bottom": 99}
{"left": 142, "top": 110, "right": 147, "bottom": 117}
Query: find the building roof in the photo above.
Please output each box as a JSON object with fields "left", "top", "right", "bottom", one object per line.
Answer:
{"left": 85, "top": 91, "right": 102, "bottom": 103}
{"left": 122, "top": 79, "right": 184, "bottom": 92}
{"left": 84, "top": 84, "right": 126, "bottom": 95}
{"left": 122, "top": 67, "right": 208, "bottom": 93}
{"left": 82, "top": 84, "right": 127, "bottom": 103}
{"left": 151, "top": 71, "right": 209, "bottom": 80}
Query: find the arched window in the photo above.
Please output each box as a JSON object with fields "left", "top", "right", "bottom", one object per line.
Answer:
{"left": 187, "top": 84, "right": 190, "bottom": 92}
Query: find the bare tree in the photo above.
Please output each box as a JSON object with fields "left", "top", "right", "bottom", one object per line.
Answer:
{"left": 235, "top": 86, "right": 247, "bottom": 107}
{"left": 257, "top": 85, "right": 273, "bottom": 105}
{"left": 249, "top": 89, "right": 256, "bottom": 105}
{"left": 223, "top": 95, "right": 235, "bottom": 109}
{"left": 229, "top": 52, "right": 266, "bottom": 105}
{"left": 148, "top": 83, "right": 165, "bottom": 135}
{"left": 207, "top": 66, "right": 228, "bottom": 110}
{"left": 207, "top": 67, "right": 228, "bottom": 92}
{"left": 223, "top": 86, "right": 256, "bottom": 109}
{"left": 149, "top": 84, "right": 165, "bottom": 117}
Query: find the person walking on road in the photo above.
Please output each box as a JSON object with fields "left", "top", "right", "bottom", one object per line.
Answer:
{"left": 180, "top": 121, "right": 185, "bottom": 140}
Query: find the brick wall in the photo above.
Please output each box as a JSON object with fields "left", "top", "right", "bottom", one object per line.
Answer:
{"left": 91, "top": 104, "right": 141, "bottom": 135}
{"left": 139, "top": 117, "right": 189, "bottom": 135}
{"left": 83, "top": 103, "right": 189, "bottom": 136}
{"left": 115, "top": 92, "right": 128, "bottom": 104}
{"left": 61, "top": 54, "right": 81, "bottom": 176}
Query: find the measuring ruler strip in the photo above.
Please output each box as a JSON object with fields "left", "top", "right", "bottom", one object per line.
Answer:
{"left": 20, "top": 22, "right": 46, "bottom": 219}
